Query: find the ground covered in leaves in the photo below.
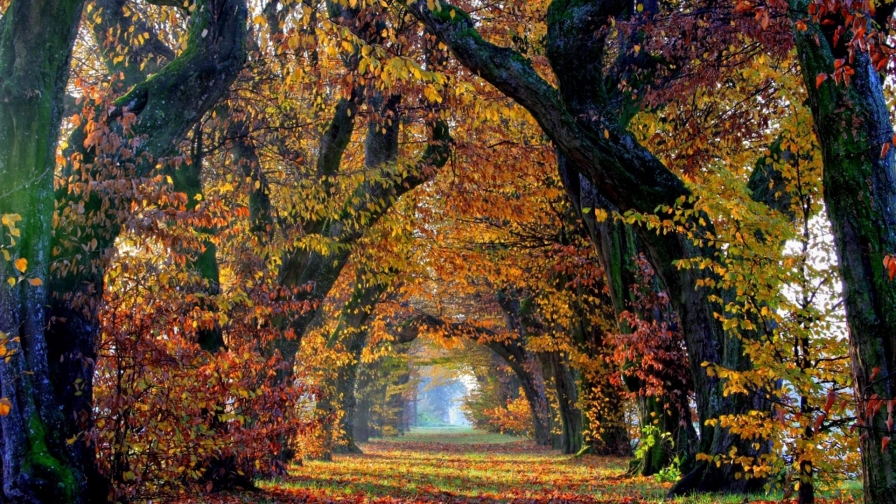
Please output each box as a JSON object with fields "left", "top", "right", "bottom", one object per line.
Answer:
{"left": 187, "top": 428, "right": 861, "bottom": 503}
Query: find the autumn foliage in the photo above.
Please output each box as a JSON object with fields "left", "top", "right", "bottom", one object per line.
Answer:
{"left": 3, "top": 0, "right": 896, "bottom": 501}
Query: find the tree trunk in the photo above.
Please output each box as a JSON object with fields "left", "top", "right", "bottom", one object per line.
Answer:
{"left": 0, "top": 0, "right": 87, "bottom": 500}
{"left": 353, "top": 364, "right": 374, "bottom": 443}
{"left": 316, "top": 270, "right": 390, "bottom": 457}
{"left": 792, "top": 11, "right": 896, "bottom": 502}
{"left": 482, "top": 342, "right": 551, "bottom": 446}
{"left": 313, "top": 91, "right": 399, "bottom": 457}
{"left": 44, "top": 1, "right": 247, "bottom": 497}
{"left": 493, "top": 292, "right": 552, "bottom": 446}
{"left": 541, "top": 352, "right": 584, "bottom": 454}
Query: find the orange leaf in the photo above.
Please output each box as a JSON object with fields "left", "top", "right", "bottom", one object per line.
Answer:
{"left": 816, "top": 73, "right": 828, "bottom": 88}
{"left": 885, "top": 255, "right": 896, "bottom": 280}
{"left": 13, "top": 258, "right": 26, "bottom": 274}
{"left": 883, "top": 436, "right": 891, "bottom": 452}
{"left": 883, "top": 142, "right": 891, "bottom": 159}
{"left": 0, "top": 398, "right": 10, "bottom": 416}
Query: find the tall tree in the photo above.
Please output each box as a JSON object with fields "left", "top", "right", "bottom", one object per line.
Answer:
{"left": 790, "top": 2, "right": 896, "bottom": 500}
{"left": 0, "top": 0, "right": 86, "bottom": 500}
{"left": 47, "top": 0, "right": 248, "bottom": 496}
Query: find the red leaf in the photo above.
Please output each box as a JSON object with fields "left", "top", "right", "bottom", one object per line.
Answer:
{"left": 824, "top": 389, "right": 836, "bottom": 413}
{"left": 816, "top": 73, "right": 828, "bottom": 88}
{"left": 882, "top": 142, "right": 891, "bottom": 160}
{"left": 883, "top": 436, "right": 891, "bottom": 452}
{"left": 814, "top": 412, "right": 825, "bottom": 433}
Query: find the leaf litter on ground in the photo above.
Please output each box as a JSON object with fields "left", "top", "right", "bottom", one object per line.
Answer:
{"left": 176, "top": 428, "right": 860, "bottom": 504}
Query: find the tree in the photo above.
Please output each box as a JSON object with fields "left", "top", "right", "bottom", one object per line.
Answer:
{"left": 787, "top": 1, "right": 896, "bottom": 500}
{"left": 0, "top": 0, "right": 87, "bottom": 500}
{"left": 47, "top": 0, "right": 247, "bottom": 496}
{"left": 402, "top": 0, "right": 781, "bottom": 492}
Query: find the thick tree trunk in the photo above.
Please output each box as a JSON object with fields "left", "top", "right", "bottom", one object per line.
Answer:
{"left": 0, "top": 0, "right": 87, "bottom": 501}
{"left": 564, "top": 171, "right": 691, "bottom": 468}
{"left": 316, "top": 271, "right": 390, "bottom": 457}
{"left": 44, "top": 1, "right": 247, "bottom": 497}
{"left": 540, "top": 352, "right": 584, "bottom": 454}
{"left": 792, "top": 13, "right": 896, "bottom": 503}
{"left": 494, "top": 292, "right": 552, "bottom": 446}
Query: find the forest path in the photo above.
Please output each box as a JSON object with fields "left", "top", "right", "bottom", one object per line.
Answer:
{"left": 250, "top": 427, "right": 666, "bottom": 503}
{"left": 197, "top": 428, "right": 846, "bottom": 503}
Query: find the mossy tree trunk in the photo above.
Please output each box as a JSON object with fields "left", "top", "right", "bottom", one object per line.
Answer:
{"left": 45, "top": 1, "right": 247, "bottom": 497}
{"left": 563, "top": 167, "right": 694, "bottom": 472}
{"left": 792, "top": 9, "right": 896, "bottom": 502}
{"left": 0, "top": 0, "right": 87, "bottom": 501}
{"left": 175, "top": 122, "right": 226, "bottom": 353}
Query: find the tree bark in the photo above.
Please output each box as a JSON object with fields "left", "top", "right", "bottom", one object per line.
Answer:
{"left": 0, "top": 0, "right": 87, "bottom": 500}
{"left": 44, "top": 0, "right": 247, "bottom": 497}
{"left": 792, "top": 9, "right": 896, "bottom": 502}
{"left": 540, "top": 352, "right": 584, "bottom": 454}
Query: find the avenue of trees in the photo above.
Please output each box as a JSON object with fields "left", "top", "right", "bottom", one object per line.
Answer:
{"left": 1, "top": 0, "right": 895, "bottom": 502}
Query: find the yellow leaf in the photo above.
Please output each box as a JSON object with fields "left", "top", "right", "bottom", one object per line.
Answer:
{"left": 0, "top": 398, "right": 11, "bottom": 416}
{"left": 6, "top": 277, "right": 14, "bottom": 287}
{"left": 1, "top": 214, "right": 21, "bottom": 227}
{"left": 1, "top": 250, "right": 8, "bottom": 261}
{"left": 13, "top": 258, "right": 26, "bottom": 273}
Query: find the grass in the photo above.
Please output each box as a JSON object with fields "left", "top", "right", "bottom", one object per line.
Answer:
{"left": 371, "top": 426, "right": 527, "bottom": 445}
{"left": 181, "top": 427, "right": 861, "bottom": 503}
